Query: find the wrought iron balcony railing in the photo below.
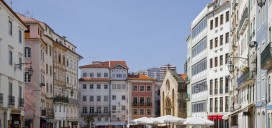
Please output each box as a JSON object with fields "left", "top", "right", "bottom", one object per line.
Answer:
{"left": 8, "top": 95, "right": 15, "bottom": 106}
{"left": 19, "top": 98, "right": 24, "bottom": 107}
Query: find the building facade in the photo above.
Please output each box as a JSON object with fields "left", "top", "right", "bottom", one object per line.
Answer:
{"left": 79, "top": 61, "right": 128, "bottom": 128}
{"left": 0, "top": 1, "right": 27, "bottom": 127}
{"left": 206, "top": 1, "right": 231, "bottom": 127}
{"left": 160, "top": 70, "right": 187, "bottom": 118}
{"left": 159, "top": 64, "right": 176, "bottom": 81}
{"left": 147, "top": 68, "right": 160, "bottom": 81}
{"left": 127, "top": 74, "right": 155, "bottom": 123}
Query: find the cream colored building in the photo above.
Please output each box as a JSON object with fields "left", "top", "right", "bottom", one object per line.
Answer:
{"left": 160, "top": 70, "right": 187, "bottom": 118}
{"left": 0, "top": 1, "right": 27, "bottom": 127}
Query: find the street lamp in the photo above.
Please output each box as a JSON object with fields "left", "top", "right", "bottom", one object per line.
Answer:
{"left": 228, "top": 61, "right": 234, "bottom": 73}
{"left": 257, "top": 0, "right": 266, "bottom": 7}
{"left": 14, "top": 63, "right": 34, "bottom": 77}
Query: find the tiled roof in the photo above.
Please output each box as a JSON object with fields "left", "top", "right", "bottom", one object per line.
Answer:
{"left": 128, "top": 74, "right": 155, "bottom": 81}
{"left": 17, "top": 13, "right": 40, "bottom": 23}
{"left": 180, "top": 74, "right": 188, "bottom": 81}
{"left": 79, "top": 78, "right": 110, "bottom": 82}
{"left": 80, "top": 61, "right": 128, "bottom": 69}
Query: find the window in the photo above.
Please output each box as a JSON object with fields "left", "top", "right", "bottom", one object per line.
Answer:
{"left": 220, "top": 55, "right": 223, "bottom": 66}
{"left": 122, "top": 106, "right": 126, "bottom": 111}
{"left": 133, "top": 85, "right": 138, "bottom": 91}
{"left": 147, "top": 109, "right": 151, "bottom": 115}
{"left": 225, "top": 77, "right": 229, "bottom": 93}
{"left": 192, "top": 80, "right": 207, "bottom": 94}
{"left": 140, "top": 97, "right": 144, "bottom": 105}
{"left": 90, "top": 84, "right": 94, "bottom": 89}
{"left": 9, "top": 82, "right": 12, "bottom": 95}
{"left": 226, "top": 11, "right": 229, "bottom": 22}
{"left": 269, "top": 27, "right": 271, "bottom": 43}
{"left": 90, "top": 96, "right": 94, "bottom": 101}
{"left": 19, "top": 30, "right": 22, "bottom": 43}
{"left": 46, "top": 64, "right": 48, "bottom": 74}
{"left": 220, "top": 97, "right": 223, "bottom": 112}
{"left": 215, "top": 37, "right": 218, "bottom": 47}
{"left": 82, "top": 96, "right": 86, "bottom": 101}
{"left": 133, "top": 97, "right": 138, "bottom": 104}
{"left": 210, "top": 39, "right": 213, "bottom": 49}
{"left": 122, "top": 84, "right": 126, "bottom": 89}
{"left": 90, "top": 73, "right": 94, "bottom": 77}
{"left": 112, "top": 106, "right": 116, "bottom": 111}
{"left": 225, "top": 32, "right": 229, "bottom": 43}
{"left": 122, "top": 95, "right": 126, "bottom": 100}
{"left": 191, "top": 58, "right": 207, "bottom": 76}
{"left": 210, "top": 98, "right": 213, "bottom": 112}
{"left": 268, "top": 76, "right": 271, "bottom": 102}
{"left": 117, "top": 84, "right": 121, "bottom": 89}
{"left": 133, "top": 109, "right": 137, "bottom": 115}
{"left": 140, "top": 86, "right": 145, "bottom": 91}
{"left": 220, "top": 77, "right": 223, "bottom": 94}
{"left": 225, "top": 96, "right": 229, "bottom": 112}
{"left": 96, "top": 96, "right": 101, "bottom": 102}
{"left": 97, "top": 107, "right": 101, "bottom": 113}
{"left": 191, "top": 37, "right": 207, "bottom": 57}
{"left": 97, "top": 84, "right": 101, "bottom": 89}
{"left": 215, "top": 17, "right": 218, "bottom": 27}
{"left": 220, "top": 35, "right": 223, "bottom": 45}
{"left": 112, "top": 95, "right": 116, "bottom": 100}
{"left": 192, "top": 17, "right": 207, "bottom": 39}
{"left": 210, "top": 59, "right": 213, "bottom": 68}
{"left": 83, "top": 107, "right": 87, "bottom": 113}
{"left": 215, "top": 98, "right": 218, "bottom": 112}
{"left": 215, "top": 57, "right": 218, "bottom": 67}
{"left": 140, "top": 109, "right": 144, "bottom": 115}
{"left": 97, "top": 117, "right": 101, "bottom": 121}
{"left": 9, "top": 21, "right": 12, "bottom": 35}
{"left": 112, "top": 84, "right": 116, "bottom": 89}
{"left": 83, "top": 73, "right": 87, "bottom": 77}
{"left": 90, "top": 107, "right": 94, "bottom": 113}
{"left": 24, "top": 47, "right": 31, "bottom": 57}
{"left": 104, "top": 84, "right": 108, "bottom": 89}
{"left": 8, "top": 51, "right": 13, "bottom": 66}
{"left": 97, "top": 73, "right": 101, "bottom": 77}
{"left": 210, "top": 80, "right": 213, "bottom": 95}
{"left": 18, "top": 57, "right": 22, "bottom": 70}
{"left": 210, "top": 20, "right": 213, "bottom": 30}
{"left": 24, "top": 73, "right": 31, "bottom": 82}
{"left": 215, "top": 79, "right": 218, "bottom": 94}
{"left": 104, "top": 96, "right": 108, "bottom": 102}
{"left": 147, "top": 86, "right": 151, "bottom": 91}
{"left": 104, "top": 107, "right": 108, "bottom": 113}
{"left": 192, "top": 101, "right": 207, "bottom": 112}
{"left": 104, "top": 73, "right": 108, "bottom": 77}
{"left": 220, "top": 14, "right": 223, "bottom": 25}
{"left": 225, "top": 53, "right": 229, "bottom": 64}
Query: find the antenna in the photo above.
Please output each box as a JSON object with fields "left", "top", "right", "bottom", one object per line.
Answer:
{"left": 10, "top": 0, "right": 13, "bottom": 9}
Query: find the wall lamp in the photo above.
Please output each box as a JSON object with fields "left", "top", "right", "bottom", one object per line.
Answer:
{"left": 257, "top": 0, "right": 266, "bottom": 8}
{"left": 14, "top": 62, "right": 34, "bottom": 77}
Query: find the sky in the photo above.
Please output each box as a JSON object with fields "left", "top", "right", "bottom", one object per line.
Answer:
{"left": 5, "top": 0, "right": 210, "bottom": 73}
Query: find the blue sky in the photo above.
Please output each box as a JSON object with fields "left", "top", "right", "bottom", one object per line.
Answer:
{"left": 6, "top": 0, "right": 210, "bottom": 73}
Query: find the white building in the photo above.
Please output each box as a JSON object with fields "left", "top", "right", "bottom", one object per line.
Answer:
{"left": 79, "top": 61, "right": 129, "bottom": 128}
{"left": 206, "top": 1, "right": 230, "bottom": 127}
{"left": 0, "top": 1, "right": 27, "bottom": 127}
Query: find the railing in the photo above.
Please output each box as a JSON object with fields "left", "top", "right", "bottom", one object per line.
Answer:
{"left": 237, "top": 71, "right": 250, "bottom": 87}
{"left": 41, "top": 109, "right": 46, "bottom": 116}
{"left": 19, "top": 98, "right": 24, "bottom": 107}
{"left": 132, "top": 102, "right": 152, "bottom": 106}
{"left": 53, "top": 95, "right": 69, "bottom": 103}
{"left": 0, "top": 93, "right": 3, "bottom": 105}
{"left": 81, "top": 112, "right": 110, "bottom": 116}
{"left": 68, "top": 98, "right": 79, "bottom": 105}
{"left": 261, "top": 42, "right": 272, "bottom": 69}
{"left": 8, "top": 95, "right": 15, "bottom": 106}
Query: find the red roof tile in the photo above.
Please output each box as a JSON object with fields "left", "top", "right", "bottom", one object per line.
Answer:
{"left": 180, "top": 74, "right": 187, "bottom": 81}
{"left": 17, "top": 13, "right": 41, "bottom": 23}
{"left": 128, "top": 74, "right": 155, "bottom": 81}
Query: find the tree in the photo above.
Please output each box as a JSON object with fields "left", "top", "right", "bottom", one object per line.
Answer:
{"left": 84, "top": 114, "right": 94, "bottom": 128}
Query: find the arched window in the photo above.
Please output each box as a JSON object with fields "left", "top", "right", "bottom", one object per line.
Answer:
{"left": 166, "top": 80, "right": 170, "bottom": 91}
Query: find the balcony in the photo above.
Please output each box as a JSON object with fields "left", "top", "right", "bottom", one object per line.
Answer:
{"left": 261, "top": 42, "right": 272, "bottom": 70}
{"left": 238, "top": 7, "right": 249, "bottom": 35}
{"left": 132, "top": 102, "right": 152, "bottom": 107}
{"left": 46, "top": 109, "right": 54, "bottom": 118}
{"left": 68, "top": 98, "right": 79, "bottom": 105}
{"left": 0, "top": 93, "right": 3, "bottom": 105}
{"left": 8, "top": 95, "right": 15, "bottom": 106}
{"left": 53, "top": 95, "right": 68, "bottom": 103}
{"left": 81, "top": 112, "right": 110, "bottom": 116}
{"left": 18, "top": 98, "right": 24, "bottom": 108}
{"left": 41, "top": 109, "right": 46, "bottom": 116}
{"left": 237, "top": 71, "right": 250, "bottom": 87}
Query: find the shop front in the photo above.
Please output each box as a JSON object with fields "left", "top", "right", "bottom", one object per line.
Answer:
{"left": 208, "top": 115, "right": 224, "bottom": 128}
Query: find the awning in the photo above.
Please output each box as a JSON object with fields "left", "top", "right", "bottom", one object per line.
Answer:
{"left": 222, "top": 113, "right": 230, "bottom": 120}
{"left": 230, "top": 103, "right": 254, "bottom": 116}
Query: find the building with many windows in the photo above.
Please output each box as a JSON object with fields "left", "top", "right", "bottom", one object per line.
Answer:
{"left": 206, "top": 1, "right": 230, "bottom": 127}
{"left": 79, "top": 61, "right": 129, "bottom": 128}
{"left": 160, "top": 64, "right": 176, "bottom": 81}
{"left": 127, "top": 74, "right": 155, "bottom": 122}
{"left": 0, "top": 1, "right": 27, "bottom": 127}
